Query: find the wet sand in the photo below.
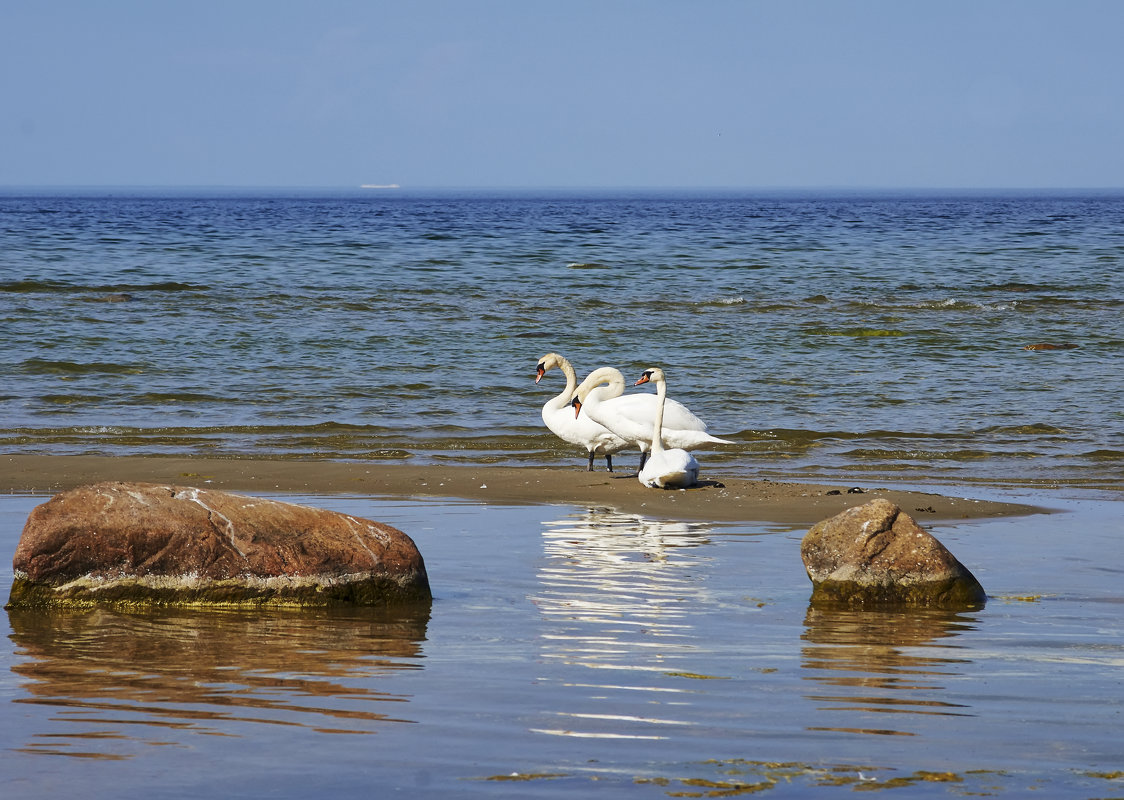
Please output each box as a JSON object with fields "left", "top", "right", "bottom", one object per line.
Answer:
{"left": 0, "top": 454, "right": 1046, "bottom": 524}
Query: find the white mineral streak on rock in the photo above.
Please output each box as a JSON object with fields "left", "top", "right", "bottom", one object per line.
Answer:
{"left": 96, "top": 488, "right": 116, "bottom": 511}
{"left": 176, "top": 487, "right": 246, "bottom": 558}
{"left": 347, "top": 515, "right": 391, "bottom": 546}
{"left": 343, "top": 516, "right": 383, "bottom": 563}
{"left": 125, "top": 489, "right": 153, "bottom": 505}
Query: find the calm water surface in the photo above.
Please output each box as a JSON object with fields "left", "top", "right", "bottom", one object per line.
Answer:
{"left": 2, "top": 492, "right": 1122, "bottom": 798}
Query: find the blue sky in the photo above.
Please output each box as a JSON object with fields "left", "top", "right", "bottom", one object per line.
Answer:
{"left": 3, "top": 1, "right": 1122, "bottom": 188}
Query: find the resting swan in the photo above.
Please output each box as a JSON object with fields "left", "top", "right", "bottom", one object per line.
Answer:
{"left": 536, "top": 353, "right": 629, "bottom": 471}
{"left": 635, "top": 368, "right": 699, "bottom": 488}
{"left": 571, "top": 366, "right": 733, "bottom": 469}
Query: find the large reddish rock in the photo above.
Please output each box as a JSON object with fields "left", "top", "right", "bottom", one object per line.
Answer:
{"left": 800, "top": 498, "right": 985, "bottom": 609}
{"left": 7, "top": 482, "right": 431, "bottom": 608}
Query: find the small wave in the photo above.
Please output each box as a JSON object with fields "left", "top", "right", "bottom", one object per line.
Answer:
{"left": 567, "top": 262, "right": 612, "bottom": 270}
{"left": 730, "top": 428, "right": 959, "bottom": 445}
{"left": 694, "top": 296, "right": 746, "bottom": 308}
{"left": 915, "top": 298, "right": 1021, "bottom": 312}
{"left": 912, "top": 298, "right": 987, "bottom": 311}
{"left": 844, "top": 448, "right": 1034, "bottom": 461}
{"left": 849, "top": 297, "right": 1018, "bottom": 313}
{"left": 137, "top": 392, "right": 226, "bottom": 403}
{"left": 803, "top": 327, "right": 905, "bottom": 338}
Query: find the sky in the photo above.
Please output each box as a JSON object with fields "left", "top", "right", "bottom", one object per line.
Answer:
{"left": 2, "top": 1, "right": 1122, "bottom": 189}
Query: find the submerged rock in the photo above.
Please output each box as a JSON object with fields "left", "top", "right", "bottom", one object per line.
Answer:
{"left": 800, "top": 498, "right": 985, "bottom": 609}
{"left": 7, "top": 482, "right": 431, "bottom": 608}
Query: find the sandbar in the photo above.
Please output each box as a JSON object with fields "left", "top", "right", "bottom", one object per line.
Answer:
{"left": 0, "top": 454, "right": 1047, "bottom": 525}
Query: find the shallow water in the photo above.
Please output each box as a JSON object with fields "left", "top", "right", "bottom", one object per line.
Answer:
{"left": 3, "top": 492, "right": 1122, "bottom": 798}
{"left": 2, "top": 189, "right": 1123, "bottom": 492}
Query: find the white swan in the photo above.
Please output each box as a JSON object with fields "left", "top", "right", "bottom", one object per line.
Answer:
{"left": 635, "top": 367, "right": 700, "bottom": 488}
{"left": 536, "top": 353, "right": 630, "bottom": 471}
{"left": 571, "top": 366, "right": 733, "bottom": 469}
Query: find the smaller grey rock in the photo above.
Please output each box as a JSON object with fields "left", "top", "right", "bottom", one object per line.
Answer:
{"left": 800, "top": 498, "right": 985, "bottom": 609}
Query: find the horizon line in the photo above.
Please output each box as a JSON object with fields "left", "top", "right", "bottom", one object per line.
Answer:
{"left": 3, "top": 183, "right": 1124, "bottom": 194}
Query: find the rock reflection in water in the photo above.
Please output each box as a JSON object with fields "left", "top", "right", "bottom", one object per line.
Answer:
{"left": 7, "top": 603, "right": 430, "bottom": 758}
{"left": 533, "top": 508, "right": 713, "bottom": 741}
{"left": 801, "top": 605, "right": 978, "bottom": 737}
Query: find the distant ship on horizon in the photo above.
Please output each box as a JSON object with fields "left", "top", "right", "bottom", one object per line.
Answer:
{"left": 360, "top": 183, "right": 401, "bottom": 189}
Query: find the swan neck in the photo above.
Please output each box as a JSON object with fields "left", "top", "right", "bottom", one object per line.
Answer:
{"left": 578, "top": 368, "right": 624, "bottom": 404}
{"left": 649, "top": 377, "right": 667, "bottom": 455}
{"left": 559, "top": 358, "right": 577, "bottom": 398}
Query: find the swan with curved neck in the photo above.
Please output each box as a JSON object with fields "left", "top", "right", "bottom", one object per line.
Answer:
{"left": 634, "top": 367, "right": 699, "bottom": 488}
{"left": 536, "top": 353, "right": 629, "bottom": 471}
{"left": 571, "top": 366, "right": 733, "bottom": 470}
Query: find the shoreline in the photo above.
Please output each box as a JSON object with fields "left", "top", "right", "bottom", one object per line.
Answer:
{"left": 0, "top": 454, "right": 1049, "bottom": 524}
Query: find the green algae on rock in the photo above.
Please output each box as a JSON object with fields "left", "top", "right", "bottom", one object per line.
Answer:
{"left": 7, "top": 482, "right": 431, "bottom": 608}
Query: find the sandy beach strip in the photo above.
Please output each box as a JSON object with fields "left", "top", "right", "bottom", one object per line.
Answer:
{"left": 0, "top": 454, "right": 1048, "bottom": 524}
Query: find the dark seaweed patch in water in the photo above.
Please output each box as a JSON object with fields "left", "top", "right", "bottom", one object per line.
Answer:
{"left": 38, "top": 395, "right": 103, "bottom": 406}
{"left": 981, "top": 281, "right": 1044, "bottom": 292}
{"left": 981, "top": 423, "right": 1068, "bottom": 435}
{"left": 0, "top": 280, "right": 205, "bottom": 294}
{"left": 1081, "top": 449, "right": 1124, "bottom": 461}
{"left": 17, "top": 358, "right": 146, "bottom": 375}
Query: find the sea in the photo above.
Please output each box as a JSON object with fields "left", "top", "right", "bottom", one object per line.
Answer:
{"left": 2, "top": 189, "right": 1124, "bottom": 798}
{"left": 2, "top": 188, "right": 1122, "bottom": 493}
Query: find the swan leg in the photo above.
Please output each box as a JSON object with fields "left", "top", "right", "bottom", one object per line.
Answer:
{"left": 605, "top": 454, "right": 613, "bottom": 473}
{"left": 638, "top": 451, "right": 648, "bottom": 471}
{"left": 587, "top": 451, "right": 595, "bottom": 472}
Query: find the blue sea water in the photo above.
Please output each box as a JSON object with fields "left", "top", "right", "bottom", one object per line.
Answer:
{"left": 3, "top": 190, "right": 1124, "bottom": 796}
{"left": 2, "top": 188, "right": 1123, "bottom": 492}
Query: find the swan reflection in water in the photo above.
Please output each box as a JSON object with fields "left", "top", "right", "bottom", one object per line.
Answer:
{"left": 7, "top": 603, "right": 431, "bottom": 758}
{"left": 800, "top": 605, "right": 979, "bottom": 737}
{"left": 532, "top": 508, "right": 714, "bottom": 741}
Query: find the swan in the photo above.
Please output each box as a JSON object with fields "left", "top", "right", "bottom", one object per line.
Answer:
{"left": 536, "top": 353, "right": 630, "bottom": 471}
{"left": 634, "top": 367, "right": 700, "bottom": 488}
{"left": 571, "top": 366, "right": 733, "bottom": 469}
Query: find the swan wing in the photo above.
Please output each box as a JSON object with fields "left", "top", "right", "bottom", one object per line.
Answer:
{"left": 543, "top": 403, "right": 629, "bottom": 453}
{"left": 659, "top": 428, "right": 735, "bottom": 450}
{"left": 604, "top": 392, "right": 709, "bottom": 432}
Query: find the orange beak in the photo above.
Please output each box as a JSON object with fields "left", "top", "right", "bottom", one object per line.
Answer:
{"left": 571, "top": 397, "right": 582, "bottom": 418}
{"left": 535, "top": 365, "right": 545, "bottom": 384}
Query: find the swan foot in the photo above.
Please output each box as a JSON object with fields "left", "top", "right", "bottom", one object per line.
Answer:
{"left": 605, "top": 454, "right": 614, "bottom": 473}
